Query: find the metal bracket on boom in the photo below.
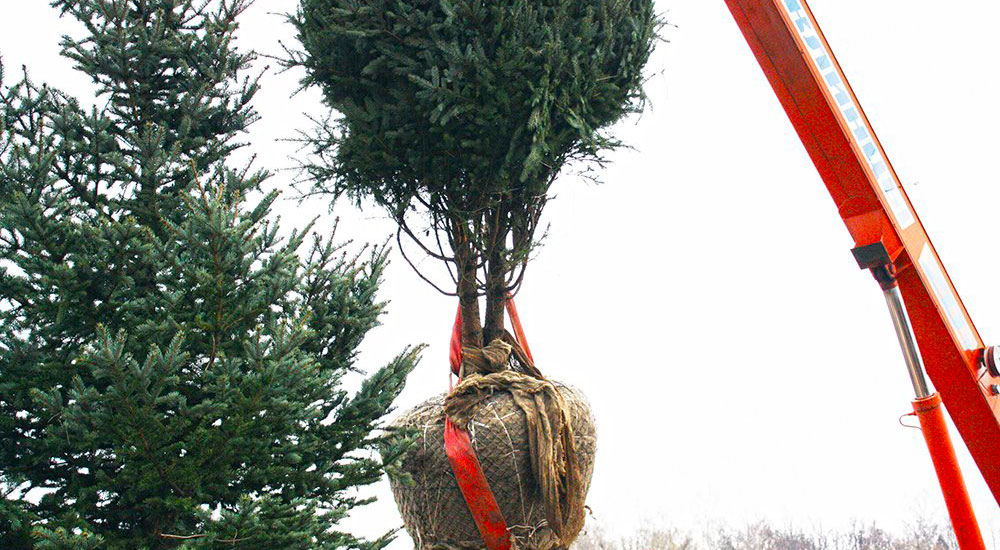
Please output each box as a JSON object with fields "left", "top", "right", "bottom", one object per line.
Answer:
{"left": 851, "top": 242, "right": 897, "bottom": 293}
{"left": 851, "top": 242, "right": 929, "bottom": 397}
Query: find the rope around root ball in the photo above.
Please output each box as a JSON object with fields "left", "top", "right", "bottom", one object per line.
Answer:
{"left": 444, "top": 338, "right": 583, "bottom": 547}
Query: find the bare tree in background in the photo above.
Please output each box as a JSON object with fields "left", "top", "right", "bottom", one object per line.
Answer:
{"left": 572, "top": 519, "right": 962, "bottom": 550}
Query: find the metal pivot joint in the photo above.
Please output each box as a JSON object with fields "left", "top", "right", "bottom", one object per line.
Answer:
{"left": 979, "top": 346, "right": 1000, "bottom": 377}
{"left": 851, "top": 243, "right": 930, "bottom": 398}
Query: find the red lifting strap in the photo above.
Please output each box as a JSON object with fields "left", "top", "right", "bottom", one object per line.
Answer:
{"left": 505, "top": 298, "right": 534, "bottom": 364}
{"left": 444, "top": 299, "right": 533, "bottom": 550}
{"left": 443, "top": 419, "right": 510, "bottom": 549}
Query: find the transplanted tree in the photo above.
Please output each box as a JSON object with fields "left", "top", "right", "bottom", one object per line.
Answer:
{"left": 0, "top": 1, "right": 417, "bottom": 548}
{"left": 291, "top": 0, "right": 658, "bottom": 347}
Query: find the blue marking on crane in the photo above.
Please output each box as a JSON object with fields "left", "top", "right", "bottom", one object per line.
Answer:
{"left": 779, "top": 0, "right": 916, "bottom": 230}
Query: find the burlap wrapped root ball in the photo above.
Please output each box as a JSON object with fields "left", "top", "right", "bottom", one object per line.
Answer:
{"left": 387, "top": 340, "right": 596, "bottom": 550}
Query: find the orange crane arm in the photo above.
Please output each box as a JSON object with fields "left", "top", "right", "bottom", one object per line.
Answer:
{"left": 722, "top": 0, "right": 1000, "bottom": 505}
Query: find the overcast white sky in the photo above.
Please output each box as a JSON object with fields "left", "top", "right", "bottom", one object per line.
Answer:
{"left": 2, "top": 0, "right": 998, "bottom": 546}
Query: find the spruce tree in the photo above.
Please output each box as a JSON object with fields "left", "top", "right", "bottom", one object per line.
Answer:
{"left": 290, "top": 0, "right": 658, "bottom": 346}
{"left": 0, "top": 1, "right": 417, "bottom": 548}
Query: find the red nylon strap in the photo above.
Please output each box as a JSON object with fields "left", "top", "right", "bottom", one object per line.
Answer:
{"left": 445, "top": 299, "right": 535, "bottom": 550}
{"left": 448, "top": 309, "right": 463, "bottom": 378}
{"left": 444, "top": 419, "right": 511, "bottom": 549}
{"left": 504, "top": 296, "right": 534, "bottom": 364}
{"left": 444, "top": 307, "right": 512, "bottom": 550}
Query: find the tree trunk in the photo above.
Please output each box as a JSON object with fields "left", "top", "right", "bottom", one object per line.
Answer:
{"left": 483, "top": 208, "right": 508, "bottom": 344}
{"left": 457, "top": 256, "right": 483, "bottom": 349}
{"left": 483, "top": 245, "right": 506, "bottom": 344}
{"left": 454, "top": 222, "right": 483, "bottom": 349}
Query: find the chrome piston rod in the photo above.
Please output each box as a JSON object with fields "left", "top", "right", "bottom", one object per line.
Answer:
{"left": 882, "top": 284, "right": 931, "bottom": 399}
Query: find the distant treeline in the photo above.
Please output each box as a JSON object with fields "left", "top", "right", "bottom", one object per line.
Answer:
{"left": 572, "top": 518, "right": 982, "bottom": 550}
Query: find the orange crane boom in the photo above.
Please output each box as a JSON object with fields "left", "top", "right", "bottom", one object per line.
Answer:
{"left": 723, "top": 0, "right": 999, "bottom": 545}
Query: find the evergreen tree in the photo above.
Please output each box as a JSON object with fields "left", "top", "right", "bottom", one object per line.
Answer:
{"left": 0, "top": 1, "right": 418, "bottom": 548}
{"left": 290, "top": 0, "right": 659, "bottom": 346}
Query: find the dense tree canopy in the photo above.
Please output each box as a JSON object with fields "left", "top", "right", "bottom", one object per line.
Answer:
{"left": 292, "top": 0, "right": 659, "bottom": 345}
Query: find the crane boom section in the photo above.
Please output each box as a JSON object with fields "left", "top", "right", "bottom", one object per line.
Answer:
{"left": 723, "top": 0, "right": 1000, "bottom": 503}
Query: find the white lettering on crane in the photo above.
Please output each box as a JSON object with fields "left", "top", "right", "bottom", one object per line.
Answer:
{"left": 780, "top": 0, "right": 916, "bottom": 230}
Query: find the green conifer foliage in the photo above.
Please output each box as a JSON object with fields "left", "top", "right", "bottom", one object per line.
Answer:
{"left": 290, "top": 0, "right": 658, "bottom": 345}
{"left": 0, "top": 2, "right": 418, "bottom": 548}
